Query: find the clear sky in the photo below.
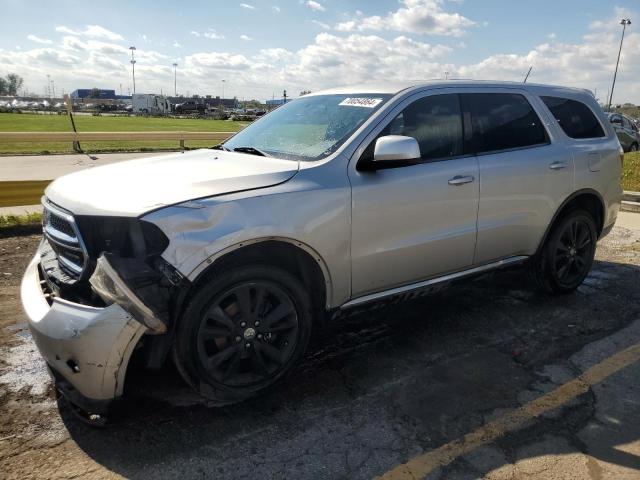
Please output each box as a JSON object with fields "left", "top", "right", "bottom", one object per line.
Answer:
{"left": 0, "top": 0, "right": 638, "bottom": 103}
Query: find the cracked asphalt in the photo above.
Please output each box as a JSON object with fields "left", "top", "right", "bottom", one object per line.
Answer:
{"left": 1, "top": 213, "right": 639, "bottom": 479}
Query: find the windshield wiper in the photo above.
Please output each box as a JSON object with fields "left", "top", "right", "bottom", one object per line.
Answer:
{"left": 233, "top": 146, "right": 270, "bottom": 157}
{"left": 211, "top": 144, "right": 230, "bottom": 151}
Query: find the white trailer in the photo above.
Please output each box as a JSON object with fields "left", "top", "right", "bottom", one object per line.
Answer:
{"left": 132, "top": 94, "right": 172, "bottom": 115}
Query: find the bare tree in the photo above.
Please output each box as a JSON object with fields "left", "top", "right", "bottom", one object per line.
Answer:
{"left": 4, "top": 73, "right": 24, "bottom": 95}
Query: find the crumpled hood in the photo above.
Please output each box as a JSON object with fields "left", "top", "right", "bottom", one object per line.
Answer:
{"left": 45, "top": 149, "right": 299, "bottom": 216}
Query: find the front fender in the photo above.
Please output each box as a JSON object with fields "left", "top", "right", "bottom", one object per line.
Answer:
{"left": 142, "top": 182, "right": 351, "bottom": 308}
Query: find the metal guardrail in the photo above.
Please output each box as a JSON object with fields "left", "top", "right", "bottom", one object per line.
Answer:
{"left": 0, "top": 131, "right": 233, "bottom": 142}
{"left": 0, "top": 180, "right": 51, "bottom": 208}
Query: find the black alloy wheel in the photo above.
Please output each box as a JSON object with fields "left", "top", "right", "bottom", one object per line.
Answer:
{"left": 551, "top": 217, "right": 594, "bottom": 288}
{"left": 196, "top": 281, "right": 299, "bottom": 387}
{"left": 529, "top": 209, "right": 597, "bottom": 294}
{"left": 174, "top": 265, "right": 312, "bottom": 404}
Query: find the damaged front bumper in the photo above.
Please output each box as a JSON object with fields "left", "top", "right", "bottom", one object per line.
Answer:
{"left": 21, "top": 252, "right": 151, "bottom": 413}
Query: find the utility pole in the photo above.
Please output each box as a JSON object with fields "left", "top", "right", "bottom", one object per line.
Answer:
{"left": 221, "top": 79, "right": 226, "bottom": 106}
{"left": 607, "top": 18, "right": 631, "bottom": 111}
{"left": 172, "top": 63, "right": 178, "bottom": 96}
{"left": 129, "top": 46, "right": 137, "bottom": 94}
{"left": 283, "top": 89, "right": 287, "bottom": 104}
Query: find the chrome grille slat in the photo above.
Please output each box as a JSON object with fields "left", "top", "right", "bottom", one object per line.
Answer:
{"left": 44, "top": 225, "right": 81, "bottom": 248}
{"left": 41, "top": 197, "right": 89, "bottom": 279}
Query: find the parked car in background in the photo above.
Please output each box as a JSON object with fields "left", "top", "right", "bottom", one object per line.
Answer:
{"left": 23, "top": 81, "right": 622, "bottom": 423}
{"left": 174, "top": 100, "right": 205, "bottom": 114}
{"left": 608, "top": 112, "right": 640, "bottom": 152}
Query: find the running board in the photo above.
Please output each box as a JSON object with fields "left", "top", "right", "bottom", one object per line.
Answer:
{"left": 340, "top": 256, "right": 529, "bottom": 310}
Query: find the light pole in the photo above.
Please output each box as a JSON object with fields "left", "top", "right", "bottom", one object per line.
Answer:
{"left": 172, "top": 63, "right": 178, "bottom": 96}
{"left": 221, "top": 79, "right": 226, "bottom": 106}
{"left": 129, "top": 46, "right": 137, "bottom": 94}
{"left": 607, "top": 18, "right": 631, "bottom": 111}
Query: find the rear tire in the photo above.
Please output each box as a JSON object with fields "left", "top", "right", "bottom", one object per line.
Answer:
{"left": 173, "top": 265, "right": 313, "bottom": 405}
{"left": 528, "top": 209, "right": 597, "bottom": 294}
{"left": 631, "top": 143, "right": 639, "bottom": 152}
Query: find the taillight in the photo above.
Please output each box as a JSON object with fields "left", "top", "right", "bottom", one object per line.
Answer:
{"left": 619, "top": 146, "right": 624, "bottom": 171}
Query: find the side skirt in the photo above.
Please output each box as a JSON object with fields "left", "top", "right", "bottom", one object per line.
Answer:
{"left": 340, "top": 255, "right": 529, "bottom": 311}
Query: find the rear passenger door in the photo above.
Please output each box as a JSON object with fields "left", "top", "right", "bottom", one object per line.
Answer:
{"left": 464, "top": 90, "right": 574, "bottom": 264}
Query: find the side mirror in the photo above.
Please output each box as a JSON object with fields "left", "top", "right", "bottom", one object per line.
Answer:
{"left": 373, "top": 135, "right": 421, "bottom": 162}
{"left": 610, "top": 116, "right": 622, "bottom": 125}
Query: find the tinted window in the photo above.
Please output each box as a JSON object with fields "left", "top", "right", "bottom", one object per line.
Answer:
{"left": 541, "top": 96, "right": 605, "bottom": 139}
{"left": 464, "top": 93, "right": 547, "bottom": 153}
{"left": 384, "top": 94, "right": 463, "bottom": 161}
{"left": 622, "top": 116, "right": 632, "bottom": 130}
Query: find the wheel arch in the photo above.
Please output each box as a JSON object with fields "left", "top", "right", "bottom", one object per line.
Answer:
{"left": 536, "top": 188, "right": 605, "bottom": 254}
{"left": 183, "top": 238, "right": 333, "bottom": 315}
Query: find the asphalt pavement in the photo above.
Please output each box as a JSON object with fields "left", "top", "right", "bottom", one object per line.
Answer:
{"left": 1, "top": 215, "right": 639, "bottom": 479}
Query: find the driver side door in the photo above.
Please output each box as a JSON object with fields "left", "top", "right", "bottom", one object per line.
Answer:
{"left": 348, "top": 91, "right": 480, "bottom": 298}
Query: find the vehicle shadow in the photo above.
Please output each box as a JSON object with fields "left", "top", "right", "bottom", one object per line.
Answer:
{"left": 61, "top": 259, "right": 640, "bottom": 479}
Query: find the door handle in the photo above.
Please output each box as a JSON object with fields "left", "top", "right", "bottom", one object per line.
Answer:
{"left": 448, "top": 175, "right": 475, "bottom": 186}
{"left": 549, "top": 161, "right": 568, "bottom": 170}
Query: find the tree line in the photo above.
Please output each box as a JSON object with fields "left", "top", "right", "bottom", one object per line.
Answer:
{"left": 0, "top": 73, "right": 25, "bottom": 96}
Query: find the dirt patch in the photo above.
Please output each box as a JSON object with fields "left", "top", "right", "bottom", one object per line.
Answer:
{"left": 0, "top": 234, "right": 39, "bottom": 344}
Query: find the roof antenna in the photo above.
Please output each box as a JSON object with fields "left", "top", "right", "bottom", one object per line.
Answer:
{"left": 523, "top": 66, "right": 533, "bottom": 83}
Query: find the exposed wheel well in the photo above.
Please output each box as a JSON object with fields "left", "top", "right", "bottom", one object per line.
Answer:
{"left": 185, "top": 241, "right": 328, "bottom": 318}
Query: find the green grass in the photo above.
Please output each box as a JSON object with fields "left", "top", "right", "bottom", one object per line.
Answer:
{"left": 0, "top": 112, "right": 244, "bottom": 154}
{"left": 623, "top": 151, "right": 640, "bottom": 192}
{"left": 0, "top": 212, "right": 42, "bottom": 229}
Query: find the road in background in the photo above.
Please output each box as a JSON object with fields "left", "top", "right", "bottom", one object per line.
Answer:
{"left": 0, "top": 151, "right": 175, "bottom": 214}
{"left": 0, "top": 151, "right": 174, "bottom": 181}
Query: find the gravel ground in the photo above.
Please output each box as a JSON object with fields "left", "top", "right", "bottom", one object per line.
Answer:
{"left": 0, "top": 224, "right": 639, "bottom": 479}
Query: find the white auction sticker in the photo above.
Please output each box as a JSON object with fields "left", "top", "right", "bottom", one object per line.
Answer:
{"left": 339, "top": 97, "right": 383, "bottom": 108}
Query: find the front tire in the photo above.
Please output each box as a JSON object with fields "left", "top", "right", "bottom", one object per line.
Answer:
{"left": 528, "top": 210, "right": 597, "bottom": 294}
{"left": 173, "top": 265, "right": 312, "bottom": 405}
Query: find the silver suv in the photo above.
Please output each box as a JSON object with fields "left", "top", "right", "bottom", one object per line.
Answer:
{"left": 22, "top": 81, "right": 622, "bottom": 419}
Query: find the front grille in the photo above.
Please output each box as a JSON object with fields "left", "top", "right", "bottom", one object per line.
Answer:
{"left": 47, "top": 211, "right": 76, "bottom": 238}
{"left": 42, "top": 199, "right": 88, "bottom": 279}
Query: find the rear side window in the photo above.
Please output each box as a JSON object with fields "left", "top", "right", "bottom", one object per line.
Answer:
{"left": 464, "top": 93, "right": 548, "bottom": 153}
{"left": 541, "top": 96, "right": 605, "bottom": 139}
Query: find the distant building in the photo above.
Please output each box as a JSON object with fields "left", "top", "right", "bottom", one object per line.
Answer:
{"left": 70, "top": 89, "right": 117, "bottom": 100}
{"left": 266, "top": 98, "right": 287, "bottom": 107}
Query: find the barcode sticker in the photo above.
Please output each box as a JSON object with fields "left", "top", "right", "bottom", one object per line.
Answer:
{"left": 339, "top": 97, "right": 383, "bottom": 108}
